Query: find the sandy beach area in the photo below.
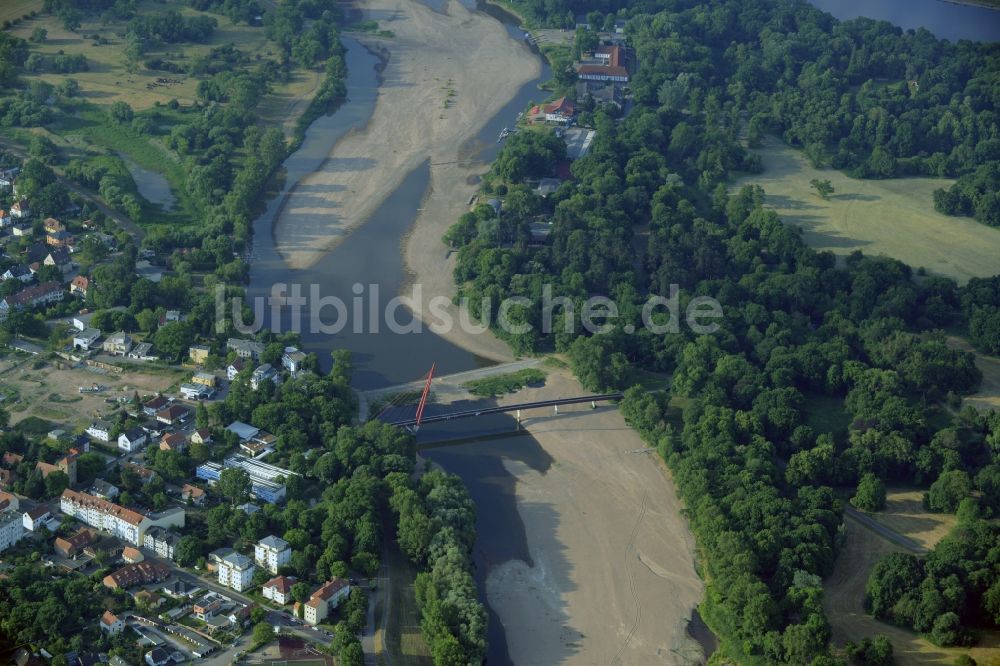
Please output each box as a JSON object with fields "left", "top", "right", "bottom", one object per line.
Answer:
{"left": 483, "top": 371, "right": 706, "bottom": 665}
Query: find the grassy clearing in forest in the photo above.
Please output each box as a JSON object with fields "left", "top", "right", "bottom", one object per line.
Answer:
{"left": 732, "top": 137, "right": 1000, "bottom": 284}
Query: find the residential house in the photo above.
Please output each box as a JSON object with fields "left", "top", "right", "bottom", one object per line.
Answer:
{"left": 72, "top": 328, "right": 101, "bottom": 352}
{"left": 10, "top": 222, "right": 31, "bottom": 236}
{"left": 90, "top": 479, "right": 119, "bottom": 500}
{"left": 43, "top": 248, "right": 74, "bottom": 272}
{"left": 70, "top": 275, "right": 89, "bottom": 298}
{"left": 102, "top": 332, "right": 133, "bottom": 356}
{"left": 100, "top": 611, "right": 125, "bottom": 635}
{"left": 42, "top": 217, "right": 64, "bottom": 234}
{"left": 226, "top": 358, "right": 247, "bottom": 381}
{"left": 530, "top": 96, "right": 575, "bottom": 123}
{"left": 158, "top": 310, "right": 182, "bottom": 327}
{"left": 86, "top": 421, "right": 111, "bottom": 442}
{"left": 0, "top": 490, "right": 19, "bottom": 512}
{"left": 159, "top": 432, "right": 187, "bottom": 453}
{"left": 217, "top": 552, "right": 255, "bottom": 592}
{"left": 191, "top": 429, "right": 213, "bottom": 446}
{"left": 123, "top": 463, "right": 157, "bottom": 485}
{"left": 155, "top": 404, "right": 191, "bottom": 426}
{"left": 0, "top": 209, "right": 8, "bottom": 227}
{"left": 118, "top": 427, "right": 148, "bottom": 453}
{"left": 281, "top": 347, "right": 307, "bottom": 374}
{"left": 239, "top": 430, "right": 275, "bottom": 458}
{"left": 23, "top": 506, "right": 51, "bottom": 531}
{"left": 10, "top": 200, "right": 29, "bottom": 219}
{"left": 123, "top": 546, "right": 144, "bottom": 563}
{"left": 36, "top": 453, "right": 77, "bottom": 486}
{"left": 54, "top": 529, "right": 95, "bottom": 558}
{"left": 1, "top": 264, "right": 33, "bottom": 284}
{"left": 180, "top": 484, "right": 206, "bottom": 506}
{"left": 103, "top": 561, "right": 170, "bottom": 589}
{"left": 142, "top": 526, "right": 179, "bottom": 560}
{"left": 250, "top": 363, "right": 279, "bottom": 390}
{"left": 300, "top": 578, "right": 351, "bottom": 625}
{"left": 226, "top": 338, "right": 265, "bottom": 360}
{"left": 142, "top": 395, "right": 169, "bottom": 416}
{"left": 0, "top": 281, "right": 64, "bottom": 320}
{"left": 0, "top": 508, "right": 25, "bottom": 553}
{"left": 46, "top": 230, "right": 73, "bottom": 249}
{"left": 262, "top": 576, "right": 296, "bottom": 605}
{"left": 254, "top": 535, "right": 291, "bottom": 574}
{"left": 188, "top": 345, "right": 211, "bottom": 364}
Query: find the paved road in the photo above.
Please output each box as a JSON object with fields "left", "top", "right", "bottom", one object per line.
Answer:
{"left": 843, "top": 505, "right": 927, "bottom": 554}
{"left": 0, "top": 136, "right": 146, "bottom": 243}
{"left": 154, "top": 557, "right": 335, "bottom": 650}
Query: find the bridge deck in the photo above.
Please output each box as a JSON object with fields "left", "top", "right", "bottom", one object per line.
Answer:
{"left": 382, "top": 393, "right": 624, "bottom": 428}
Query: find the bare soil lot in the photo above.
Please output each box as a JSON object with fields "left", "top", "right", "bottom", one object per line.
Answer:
{"left": 0, "top": 354, "right": 182, "bottom": 430}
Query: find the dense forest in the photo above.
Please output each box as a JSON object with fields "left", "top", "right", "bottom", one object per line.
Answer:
{"left": 451, "top": 0, "right": 1000, "bottom": 662}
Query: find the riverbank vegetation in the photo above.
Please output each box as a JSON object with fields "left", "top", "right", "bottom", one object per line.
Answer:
{"left": 450, "top": 0, "right": 1000, "bottom": 661}
{"left": 464, "top": 368, "right": 546, "bottom": 396}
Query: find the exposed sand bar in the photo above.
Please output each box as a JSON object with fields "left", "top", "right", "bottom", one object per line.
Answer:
{"left": 482, "top": 372, "right": 706, "bottom": 664}
{"left": 273, "top": 0, "right": 538, "bottom": 276}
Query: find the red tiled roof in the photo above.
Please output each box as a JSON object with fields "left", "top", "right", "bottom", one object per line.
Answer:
{"left": 311, "top": 577, "right": 349, "bottom": 601}
{"left": 6, "top": 282, "right": 63, "bottom": 306}
{"left": 61, "top": 489, "right": 146, "bottom": 526}
{"left": 264, "top": 575, "right": 295, "bottom": 594}
{"left": 100, "top": 610, "right": 119, "bottom": 626}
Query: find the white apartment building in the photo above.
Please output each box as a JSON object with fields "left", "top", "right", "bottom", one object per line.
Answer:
{"left": 217, "top": 552, "right": 255, "bottom": 592}
{"left": 254, "top": 535, "right": 291, "bottom": 574}
{"left": 0, "top": 509, "right": 25, "bottom": 553}
{"left": 60, "top": 489, "right": 185, "bottom": 546}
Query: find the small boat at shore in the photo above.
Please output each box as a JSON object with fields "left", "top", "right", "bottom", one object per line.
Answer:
{"left": 498, "top": 127, "right": 513, "bottom": 142}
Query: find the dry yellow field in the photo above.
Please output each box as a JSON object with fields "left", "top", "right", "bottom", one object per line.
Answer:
{"left": 825, "top": 519, "right": 1000, "bottom": 665}
{"left": 825, "top": 488, "right": 1000, "bottom": 664}
{"left": 733, "top": 138, "right": 1000, "bottom": 284}
{"left": 869, "top": 488, "right": 956, "bottom": 551}
{"left": 949, "top": 336, "right": 1000, "bottom": 413}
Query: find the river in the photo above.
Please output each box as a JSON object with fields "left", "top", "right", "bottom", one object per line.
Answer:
{"left": 807, "top": 0, "right": 1000, "bottom": 42}
{"left": 245, "top": 0, "right": 992, "bottom": 662}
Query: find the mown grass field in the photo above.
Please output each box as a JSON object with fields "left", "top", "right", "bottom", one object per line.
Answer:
{"left": 824, "top": 518, "right": 1000, "bottom": 665}
{"left": 383, "top": 542, "right": 433, "bottom": 666}
{"left": 732, "top": 137, "right": 1000, "bottom": 284}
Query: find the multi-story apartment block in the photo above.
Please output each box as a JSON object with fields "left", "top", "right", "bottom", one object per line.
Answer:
{"left": 254, "top": 535, "right": 291, "bottom": 574}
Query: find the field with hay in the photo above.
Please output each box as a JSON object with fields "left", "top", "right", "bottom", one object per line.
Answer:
{"left": 732, "top": 138, "right": 1000, "bottom": 284}
{"left": 824, "top": 489, "right": 1000, "bottom": 664}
